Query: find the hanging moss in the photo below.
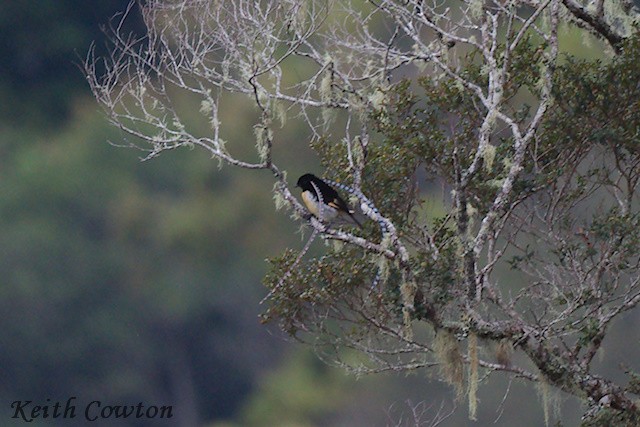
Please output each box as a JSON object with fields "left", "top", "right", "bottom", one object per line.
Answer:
{"left": 468, "top": 333, "right": 479, "bottom": 420}
{"left": 434, "top": 330, "right": 465, "bottom": 399}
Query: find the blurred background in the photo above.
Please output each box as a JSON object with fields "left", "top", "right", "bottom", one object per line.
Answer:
{"left": 1, "top": 1, "right": 636, "bottom": 426}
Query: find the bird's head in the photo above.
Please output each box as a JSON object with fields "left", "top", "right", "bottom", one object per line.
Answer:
{"left": 296, "top": 173, "right": 316, "bottom": 191}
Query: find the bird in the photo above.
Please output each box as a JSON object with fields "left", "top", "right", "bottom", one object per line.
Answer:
{"left": 296, "top": 173, "right": 362, "bottom": 228}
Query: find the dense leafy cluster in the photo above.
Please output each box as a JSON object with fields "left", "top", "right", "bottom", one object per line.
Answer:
{"left": 262, "top": 30, "right": 640, "bottom": 425}
{"left": 262, "top": 40, "right": 554, "bottom": 334}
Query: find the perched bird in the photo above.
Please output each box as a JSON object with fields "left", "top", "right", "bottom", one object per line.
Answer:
{"left": 296, "top": 173, "right": 362, "bottom": 228}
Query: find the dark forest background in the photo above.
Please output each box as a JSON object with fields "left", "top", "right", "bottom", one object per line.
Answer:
{"left": 0, "top": 2, "right": 629, "bottom": 426}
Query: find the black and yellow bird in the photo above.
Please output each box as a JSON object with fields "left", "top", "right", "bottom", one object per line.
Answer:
{"left": 296, "top": 173, "right": 362, "bottom": 228}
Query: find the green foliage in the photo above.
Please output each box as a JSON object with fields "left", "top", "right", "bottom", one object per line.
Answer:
{"left": 412, "top": 244, "right": 460, "bottom": 308}
{"left": 626, "top": 369, "right": 640, "bottom": 395}
{"left": 577, "top": 318, "right": 600, "bottom": 348}
{"left": 262, "top": 246, "right": 385, "bottom": 336}
{"left": 0, "top": 102, "right": 298, "bottom": 423}
{"left": 262, "top": 40, "right": 559, "bottom": 338}
{"left": 539, "top": 34, "right": 640, "bottom": 163}
{"left": 366, "top": 80, "right": 441, "bottom": 225}
{"left": 230, "top": 26, "right": 640, "bottom": 427}
{"left": 527, "top": 34, "right": 640, "bottom": 306}
{"left": 361, "top": 39, "right": 551, "bottom": 223}
{"left": 581, "top": 407, "right": 640, "bottom": 427}
{"left": 236, "top": 350, "right": 353, "bottom": 427}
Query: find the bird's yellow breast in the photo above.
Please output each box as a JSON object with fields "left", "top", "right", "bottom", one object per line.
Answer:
{"left": 301, "top": 190, "right": 338, "bottom": 220}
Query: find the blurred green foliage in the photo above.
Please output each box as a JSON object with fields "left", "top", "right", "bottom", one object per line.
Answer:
{"left": 0, "top": 3, "right": 329, "bottom": 417}
{"left": 237, "top": 350, "right": 353, "bottom": 427}
{"left": 0, "top": 4, "right": 356, "bottom": 421}
{"left": 0, "top": 100, "right": 295, "bottom": 424}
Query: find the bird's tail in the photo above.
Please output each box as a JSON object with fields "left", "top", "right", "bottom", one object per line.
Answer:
{"left": 348, "top": 211, "right": 363, "bottom": 229}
